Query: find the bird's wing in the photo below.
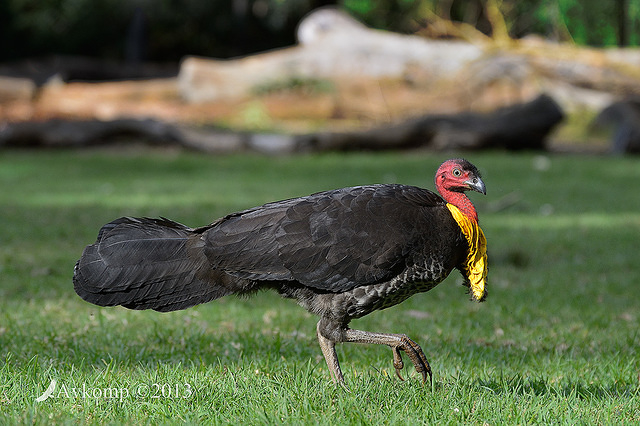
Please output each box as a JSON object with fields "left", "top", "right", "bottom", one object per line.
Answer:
{"left": 201, "top": 185, "right": 447, "bottom": 292}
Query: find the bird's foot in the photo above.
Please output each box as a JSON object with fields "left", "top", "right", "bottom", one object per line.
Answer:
{"left": 391, "top": 336, "right": 432, "bottom": 384}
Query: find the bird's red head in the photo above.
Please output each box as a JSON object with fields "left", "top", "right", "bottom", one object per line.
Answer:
{"left": 435, "top": 159, "right": 486, "bottom": 223}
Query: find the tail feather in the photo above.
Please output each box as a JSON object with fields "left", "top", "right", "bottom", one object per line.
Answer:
{"left": 73, "top": 217, "right": 233, "bottom": 312}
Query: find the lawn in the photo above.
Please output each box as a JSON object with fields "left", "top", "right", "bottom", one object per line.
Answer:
{"left": 1, "top": 149, "right": 639, "bottom": 424}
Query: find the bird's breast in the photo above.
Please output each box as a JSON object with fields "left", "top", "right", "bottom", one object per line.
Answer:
{"left": 338, "top": 259, "right": 451, "bottom": 319}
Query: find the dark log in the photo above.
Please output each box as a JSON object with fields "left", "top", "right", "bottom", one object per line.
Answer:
{"left": 297, "top": 94, "right": 564, "bottom": 152}
{"left": 594, "top": 96, "right": 640, "bottom": 154}
{"left": 0, "top": 95, "right": 563, "bottom": 153}
{"left": 0, "top": 118, "right": 182, "bottom": 148}
{"left": 0, "top": 118, "right": 281, "bottom": 154}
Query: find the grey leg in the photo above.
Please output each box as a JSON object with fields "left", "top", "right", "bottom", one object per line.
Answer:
{"left": 316, "top": 319, "right": 432, "bottom": 384}
{"left": 316, "top": 321, "right": 345, "bottom": 384}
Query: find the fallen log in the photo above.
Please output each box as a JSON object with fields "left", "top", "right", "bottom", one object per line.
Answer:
{"left": 0, "top": 118, "right": 182, "bottom": 148}
{"left": 297, "top": 94, "right": 564, "bottom": 151}
{"left": 593, "top": 96, "right": 640, "bottom": 154}
{"left": 178, "top": 8, "right": 482, "bottom": 103}
{"left": 0, "top": 95, "right": 563, "bottom": 153}
{"left": 0, "top": 118, "right": 296, "bottom": 154}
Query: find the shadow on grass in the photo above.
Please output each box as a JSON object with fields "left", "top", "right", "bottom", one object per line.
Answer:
{"left": 476, "top": 375, "right": 640, "bottom": 400}
{"left": 26, "top": 318, "right": 321, "bottom": 376}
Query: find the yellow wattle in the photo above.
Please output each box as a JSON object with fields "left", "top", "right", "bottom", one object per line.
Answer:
{"left": 446, "top": 203, "right": 488, "bottom": 301}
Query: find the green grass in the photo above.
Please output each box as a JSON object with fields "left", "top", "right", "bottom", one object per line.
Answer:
{"left": 1, "top": 149, "right": 639, "bottom": 424}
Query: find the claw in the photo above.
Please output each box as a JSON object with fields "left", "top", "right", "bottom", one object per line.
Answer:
{"left": 393, "top": 336, "right": 433, "bottom": 384}
{"left": 392, "top": 346, "right": 405, "bottom": 380}
{"left": 422, "top": 368, "right": 433, "bottom": 384}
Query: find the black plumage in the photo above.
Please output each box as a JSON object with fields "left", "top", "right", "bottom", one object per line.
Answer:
{"left": 74, "top": 159, "right": 487, "bottom": 384}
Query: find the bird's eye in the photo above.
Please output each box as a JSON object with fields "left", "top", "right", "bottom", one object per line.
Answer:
{"left": 452, "top": 168, "right": 462, "bottom": 177}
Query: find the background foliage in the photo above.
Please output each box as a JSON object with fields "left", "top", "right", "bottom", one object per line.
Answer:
{"left": 0, "top": 0, "right": 638, "bottom": 63}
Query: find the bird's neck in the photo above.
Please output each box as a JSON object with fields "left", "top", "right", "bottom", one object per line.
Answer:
{"left": 440, "top": 189, "right": 478, "bottom": 223}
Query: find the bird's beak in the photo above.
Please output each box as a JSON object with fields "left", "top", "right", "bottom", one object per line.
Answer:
{"left": 466, "top": 177, "right": 486, "bottom": 195}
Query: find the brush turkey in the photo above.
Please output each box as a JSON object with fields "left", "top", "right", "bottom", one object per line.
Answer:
{"left": 74, "top": 158, "right": 488, "bottom": 384}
